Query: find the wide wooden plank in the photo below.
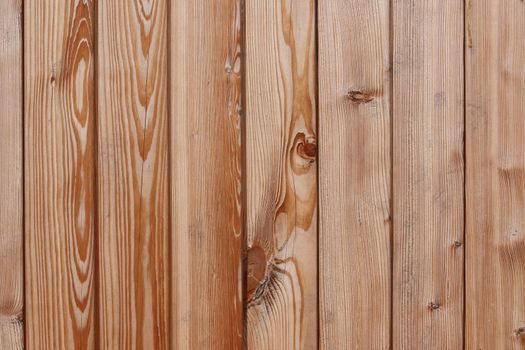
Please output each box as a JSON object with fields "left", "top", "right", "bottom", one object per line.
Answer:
{"left": 25, "top": 0, "right": 96, "bottom": 348}
{"left": 465, "top": 1, "right": 525, "bottom": 348}
{"left": 170, "top": 1, "right": 243, "bottom": 348}
{"left": 392, "top": 1, "right": 464, "bottom": 348}
{"left": 318, "top": 0, "right": 391, "bottom": 348}
{"left": 0, "top": 0, "right": 23, "bottom": 348}
{"left": 96, "top": 0, "right": 169, "bottom": 348}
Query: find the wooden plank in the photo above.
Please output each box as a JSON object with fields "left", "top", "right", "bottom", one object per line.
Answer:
{"left": 244, "top": 0, "right": 317, "bottom": 348}
{"left": 246, "top": 0, "right": 318, "bottom": 349}
{"left": 25, "top": 0, "right": 96, "bottom": 348}
{"left": 392, "top": 1, "right": 464, "bottom": 348}
{"left": 465, "top": 1, "right": 525, "bottom": 348}
{"left": 169, "top": 1, "right": 243, "bottom": 348}
{"left": 0, "top": 0, "right": 23, "bottom": 348}
{"left": 318, "top": 0, "right": 391, "bottom": 348}
{"left": 96, "top": 0, "right": 169, "bottom": 348}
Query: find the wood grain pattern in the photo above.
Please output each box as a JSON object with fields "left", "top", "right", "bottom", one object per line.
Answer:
{"left": 96, "top": 0, "right": 169, "bottom": 348}
{"left": 25, "top": 0, "right": 96, "bottom": 348}
{"left": 318, "top": 0, "right": 391, "bottom": 348}
{"left": 466, "top": 1, "right": 525, "bottom": 349}
{"left": 392, "top": 1, "right": 464, "bottom": 348}
{"left": 0, "top": 0, "right": 23, "bottom": 348}
{"left": 245, "top": 0, "right": 317, "bottom": 348}
{"left": 170, "top": 1, "right": 243, "bottom": 348}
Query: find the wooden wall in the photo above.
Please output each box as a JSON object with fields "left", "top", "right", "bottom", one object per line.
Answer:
{"left": 0, "top": 0, "right": 524, "bottom": 349}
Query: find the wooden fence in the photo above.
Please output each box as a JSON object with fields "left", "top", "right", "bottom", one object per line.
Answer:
{"left": 1, "top": 0, "right": 524, "bottom": 349}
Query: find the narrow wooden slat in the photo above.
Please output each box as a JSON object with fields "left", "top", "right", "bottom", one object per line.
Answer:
{"left": 392, "top": 1, "right": 464, "bottom": 348}
{"left": 466, "top": 1, "right": 525, "bottom": 348}
{"left": 244, "top": 0, "right": 317, "bottom": 349}
{"left": 25, "top": 0, "right": 96, "bottom": 348}
{"left": 96, "top": 0, "right": 169, "bottom": 348}
{"left": 0, "top": 0, "right": 23, "bottom": 348}
{"left": 170, "top": 1, "right": 243, "bottom": 348}
{"left": 318, "top": 0, "right": 391, "bottom": 348}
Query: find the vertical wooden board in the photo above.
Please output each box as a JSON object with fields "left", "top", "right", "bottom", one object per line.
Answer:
{"left": 25, "top": 0, "right": 96, "bottom": 348}
{"left": 0, "top": 0, "right": 23, "bottom": 348}
{"left": 466, "top": 1, "right": 525, "bottom": 348}
{"left": 170, "top": 1, "right": 243, "bottom": 349}
{"left": 392, "top": 1, "right": 464, "bottom": 349}
{"left": 244, "top": 0, "right": 317, "bottom": 349}
{"left": 318, "top": 0, "right": 391, "bottom": 349}
{"left": 97, "top": 0, "right": 169, "bottom": 348}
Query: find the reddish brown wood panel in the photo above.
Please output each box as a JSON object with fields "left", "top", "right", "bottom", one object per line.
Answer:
{"left": 0, "top": 0, "right": 23, "bottom": 348}
{"left": 169, "top": 1, "right": 244, "bottom": 349}
{"left": 25, "top": 0, "right": 96, "bottom": 348}
{"left": 96, "top": 0, "right": 170, "bottom": 348}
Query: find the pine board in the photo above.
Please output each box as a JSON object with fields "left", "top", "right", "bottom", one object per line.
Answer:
{"left": 466, "top": 0, "right": 525, "bottom": 348}
{"left": 318, "top": 0, "right": 391, "bottom": 348}
{"left": 0, "top": 0, "right": 23, "bottom": 348}
{"left": 169, "top": 1, "right": 244, "bottom": 348}
{"left": 96, "top": 0, "right": 170, "bottom": 348}
{"left": 392, "top": 1, "right": 465, "bottom": 348}
{"left": 25, "top": 0, "right": 96, "bottom": 348}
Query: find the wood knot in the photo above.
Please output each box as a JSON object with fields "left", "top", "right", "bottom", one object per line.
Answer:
{"left": 246, "top": 246, "right": 267, "bottom": 301}
{"left": 453, "top": 240, "right": 462, "bottom": 248}
{"left": 515, "top": 326, "right": 525, "bottom": 337}
{"left": 346, "top": 89, "right": 374, "bottom": 104}
{"left": 297, "top": 135, "right": 317, "bottom": 160}
{"left": 427, "top": 302, "right": 441, "bottom": 311}
{"left": 291, "top": 132, "right": 317, "bottom": 175}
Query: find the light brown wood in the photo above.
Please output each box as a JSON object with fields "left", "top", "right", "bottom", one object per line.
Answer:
{"left": 392, "top": 1, "right": 464, "bottom": 348}
{"left": 96, "top": 0, "right": 169, "bottom": 348}
{"left": 318, "top": 0, "right": 391, "bottom": 349}
{"left": 25, "top": 0, "right": 96, "bottom": 348}
{"left": 170, "top": 1, "right": 244, "bottom": 348}
{"left": 245, "top": 0, "right": 317, "bottom": 349}
{"left": 0, "top": 0, "right": 23, "bottom": 349}
{"left": 466, "top": 1, "right": 525, "bottom": 348}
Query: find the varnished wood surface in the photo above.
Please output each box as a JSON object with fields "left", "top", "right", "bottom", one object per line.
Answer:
{"left": 318, "top": 0, "right": 391, "bottom": 349}
{"left": 392, "top": 1, "right": 465, "bottom": 349}
{"left": 170, "top": 1, "right": 244, "bottom": 349}
{"left": 97, "top": 0, "right": 169, "bottom": 348}
{"left": 25, "top": 0, "right": 96, "bottom": 348}
{"left": 0, "top": 0, "right": 23, "bottom": 349}
{"left": 245, "top": 0, "right": 317, "bottom": 349}
{"left": 466, "top": 1, "right": 525, "bottom": 349}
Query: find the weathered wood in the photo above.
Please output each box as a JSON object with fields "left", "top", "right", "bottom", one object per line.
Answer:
{"left": 318, "top": 0, "right": 391, "bottom": 348}
{"left": 244, "top": 0, "right": 317, "bottom": 348}
{"left": 465, "top": 1, "right": 525, "bottom": 348}
{"left": 96, "top": 0, "right": 169, "bottom": 348}
{"left": 25, "top": 0, "right": 96, "bottom": 348}
{"left": 170, "top": 1, "right": 243, "bottom": 348}
{"left": 392, "top": 1, "right": 464, "bottom": 348}
{"left": 0, "top": 0, "right": 23, "bottom": 349}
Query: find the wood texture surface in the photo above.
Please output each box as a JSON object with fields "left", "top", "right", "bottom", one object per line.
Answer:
{"left": 392, "top": 1, "right": 464, "bottom": 348}
{"left": 170, "top": 1, "right": 244, "bottom": 348}
{"left": 245, "top": 0, "right": 317, "bottom": 348}
{"left": 96, "top": 0, "right": 169, "bottom": 348}
{"left": 318, "top": 0, "right": 391, "bottom": 349}
{"left": 25, "top": 0, "right": 96, "bottom": 348}
{"left": 465, "top": 1, "right": 525, "bottom": 349}
{"left": 0, "top": 0, "right": 23, "bottom": 349}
